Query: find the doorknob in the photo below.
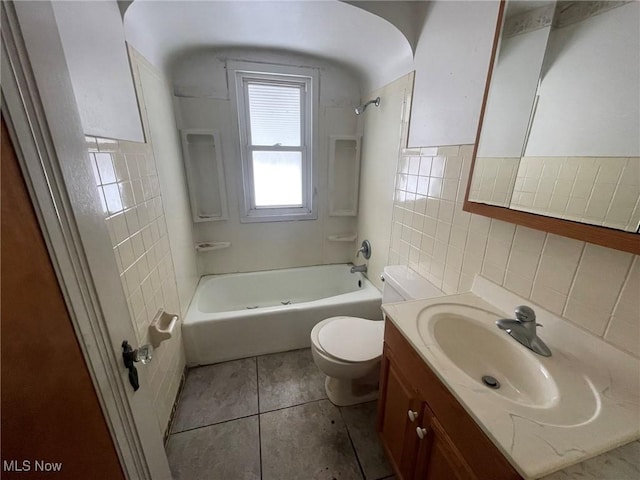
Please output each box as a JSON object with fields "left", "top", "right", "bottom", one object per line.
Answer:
{"left": 416, "top": 427, "right": 428, "bottom": 439}
{"left": 122, "top": 341, "right": 153, "bottom": 391}
{"left": 408, "top": 410, "right": 419, "bottom": 422}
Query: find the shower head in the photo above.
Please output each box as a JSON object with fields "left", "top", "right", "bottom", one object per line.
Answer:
{"left": 355, "top": 97, "right": 381, "bottom": 115}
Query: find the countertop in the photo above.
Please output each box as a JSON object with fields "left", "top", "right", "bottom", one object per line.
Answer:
{"left": 381, "top": 277, "right": 640, "bottom": 479}
{"left": 540, "top": 440, "right": 639, "bottom": 479}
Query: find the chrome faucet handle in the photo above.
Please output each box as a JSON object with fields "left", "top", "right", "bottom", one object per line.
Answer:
{"left": 356, "top": 240, "right": 372, "bottom": 259}
{"left": 514, "top": 305, "right": 536, "bottom": 323}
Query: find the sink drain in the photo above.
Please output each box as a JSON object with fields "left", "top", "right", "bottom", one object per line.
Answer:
{"left": 482, "top": 375, "right": 500, "bottom": 389}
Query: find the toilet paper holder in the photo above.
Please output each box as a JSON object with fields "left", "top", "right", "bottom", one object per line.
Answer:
{"left": 149, "top": 309, "right": 178, "bottom": 347}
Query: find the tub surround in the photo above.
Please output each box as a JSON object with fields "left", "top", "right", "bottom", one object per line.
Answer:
{"left": 382, "top": 276, "right": 639, "bottom": 479}
{"left": 172, "top": 49, "right": 362, "bottom": 276}
{"left": 183, "top": 264, "right": 382, "bottom": 366}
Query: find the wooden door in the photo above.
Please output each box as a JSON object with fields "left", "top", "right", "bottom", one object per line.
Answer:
{"left": 377, "top": 346, "right": 422, "bottom": 480}
{"left": 1, "top": 118, "right": 125, "bottom": 479}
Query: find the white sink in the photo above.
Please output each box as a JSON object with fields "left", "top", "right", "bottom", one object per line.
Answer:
{"left": 418, "top": 304, "right": 558, "bottom": 407}
{"left": 382, "top": 284, "right": 640, "bottom": 479}
{"left": 415, "top": 303, "right": 600, "bottom": 427}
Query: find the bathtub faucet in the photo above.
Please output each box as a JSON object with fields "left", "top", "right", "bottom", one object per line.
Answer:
{"left": 350, "top": 264, "right": 367, "bottom": 274}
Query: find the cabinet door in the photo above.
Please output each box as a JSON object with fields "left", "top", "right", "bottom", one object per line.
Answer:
{"left": 377, "top": 348, "right": 422, "bottom": 480}
{"left": 414, "top": 407, "right": 477, "bottom": 480}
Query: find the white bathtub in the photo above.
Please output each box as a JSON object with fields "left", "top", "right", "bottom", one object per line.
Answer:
{"left": 183, "top": 264, "right": 383, "bottom": 366}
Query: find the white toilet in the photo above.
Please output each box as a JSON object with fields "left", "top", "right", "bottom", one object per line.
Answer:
{"left": 311, "top": 265, "right": 444, "bottom": 406}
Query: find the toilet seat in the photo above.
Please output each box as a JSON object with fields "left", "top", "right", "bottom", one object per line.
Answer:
{"left": 317, "top": 316, "right": 384, "bottom": 363}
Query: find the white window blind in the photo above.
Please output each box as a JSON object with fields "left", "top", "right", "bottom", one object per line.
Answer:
{"left": 247, "top": 83, "right": 301, "bottom": 147}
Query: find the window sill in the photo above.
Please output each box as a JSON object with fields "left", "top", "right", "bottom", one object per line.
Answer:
{"left": 239, "top": 210, "right": 317, "bottom": 223}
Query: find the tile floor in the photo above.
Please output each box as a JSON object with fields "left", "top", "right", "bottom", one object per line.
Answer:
{"left": 167, "top": 348, "right": 395, "bottom": 480}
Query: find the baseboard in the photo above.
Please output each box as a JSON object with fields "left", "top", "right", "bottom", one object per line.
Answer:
{"left": 163, "top": 367, "right": 187, "bottom": 446}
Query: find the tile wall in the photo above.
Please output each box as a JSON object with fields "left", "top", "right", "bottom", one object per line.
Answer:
{"left": 86, "top": 135, "right": 186, "bottom": 432}
{"left": 389, "top": 145, "right": 639, "bottom": 358}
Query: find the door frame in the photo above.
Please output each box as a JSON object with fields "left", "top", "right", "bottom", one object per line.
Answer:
{"left": 1, "top": 2, "right": 171, "bottom": 478}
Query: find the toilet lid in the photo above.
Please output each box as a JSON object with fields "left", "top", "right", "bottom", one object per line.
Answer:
{"left": 318, "top": 317, "right": 384, "bottom": 362}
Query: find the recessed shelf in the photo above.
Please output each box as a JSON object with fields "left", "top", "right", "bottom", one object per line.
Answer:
{"left": 329, "top": 135, "right": 361, "bottom": 217}
{"left": 181, "top": 129, "right": 229, "bottom": 222}
{"left": 195, "top": 241, "right": 231, "bottom": 252}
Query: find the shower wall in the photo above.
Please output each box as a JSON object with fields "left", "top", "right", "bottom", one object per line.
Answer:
{"left": 129, "top": 47, "right": 199, "bottom": 319}
{"left": 172, "top": 49, "right": 364, "bottom": 274}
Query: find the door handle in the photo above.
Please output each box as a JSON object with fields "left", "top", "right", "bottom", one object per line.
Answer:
{"left": 408, "top": 410, "right": 419, "bottom": 422}
{"left": 416, "top": 427, "right": 428, "bottom": 439}
{"left": 122, "top": 341, "right": 153, "bottom": 391}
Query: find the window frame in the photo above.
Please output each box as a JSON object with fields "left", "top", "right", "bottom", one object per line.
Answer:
{"left": 229, "top": 61, "right": 318, "bottom": 222}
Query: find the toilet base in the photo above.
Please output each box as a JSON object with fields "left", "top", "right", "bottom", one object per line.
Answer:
{"left": 324, "top": 371, "right": 379, "bottom": 407}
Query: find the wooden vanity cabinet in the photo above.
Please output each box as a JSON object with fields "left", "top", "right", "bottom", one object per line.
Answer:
{"left": 377, "top": 320, "right": 522, "bottom": 480}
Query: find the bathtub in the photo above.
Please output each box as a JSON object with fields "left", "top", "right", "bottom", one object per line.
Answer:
{"left": 183, "top": 264, "right": 382, "bottom": 366}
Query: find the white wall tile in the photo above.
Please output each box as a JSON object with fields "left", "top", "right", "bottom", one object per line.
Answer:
{"left": 533, "top": 234, "right": 583, "bottom": 295}
{"left": 95, "top": 152, "right": 116, "bottom": 184}
{"left": 564, "top": 244, "right": 633, "bottom": 335}
{"left": 387, "top": 144, "right": 639, "bottom": 358}
{"left": 605, "top": 257, "right": 640, "bottom": 356}
{"left": 89, "top": 134, "right": 185, "bottom": 434}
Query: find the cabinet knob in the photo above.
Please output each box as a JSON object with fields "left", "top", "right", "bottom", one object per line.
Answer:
{"left": 416, "top": 427, "right": 428, "bottom": 440}
{"left": 407, "top": 410, "right": 419, "bottom": 422}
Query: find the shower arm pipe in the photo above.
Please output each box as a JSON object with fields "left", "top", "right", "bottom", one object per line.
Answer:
{"left": 355, "top": 97, "right": 381, "bottom": 115}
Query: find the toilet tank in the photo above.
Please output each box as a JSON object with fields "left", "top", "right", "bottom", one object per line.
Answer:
{"left": 381, "top": 265, "right": 444, "bottom": 303}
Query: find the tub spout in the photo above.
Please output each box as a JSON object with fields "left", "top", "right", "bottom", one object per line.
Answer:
{"left": 350, "top": 264, "right": 367, "bottom": 274}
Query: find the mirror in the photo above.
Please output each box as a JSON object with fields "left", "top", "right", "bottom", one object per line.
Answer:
{"left": 468, "top": 1, "right": 639, "bottom": 237}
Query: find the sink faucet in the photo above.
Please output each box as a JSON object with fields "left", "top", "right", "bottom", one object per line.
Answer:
{"left": 496, "top": 305, "right": 551, "bottom": 357}
{"left": 350, "top": 264, "right": 367, "bottom": 274}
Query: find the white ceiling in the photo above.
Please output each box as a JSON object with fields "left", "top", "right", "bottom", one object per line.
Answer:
{"left": 124, "top": 0, "right": 415, "bottom": 91}
{"left": 505, "top": 0, "right": 555, "bottom": 19}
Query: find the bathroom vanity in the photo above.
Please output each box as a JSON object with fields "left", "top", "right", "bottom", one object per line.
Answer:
{"left": 378, "top": 319, "right": 520, "bottom": 480}
{"left": 377, "top": 278, "right": 640, "bottom": 480}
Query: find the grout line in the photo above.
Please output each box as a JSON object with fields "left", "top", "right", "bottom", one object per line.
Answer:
{"left": 338, "top": 407, "right": 366, "bottom": 480}
{"left": 603, "top": 255, "right": 636, "bottom": 339}
{"left": 170, "top": 397, "right": 330, "bottom": 437}
{"left": 259, "top": 397, "right": 328, "bottom": 416}
{"left": 529, "top": 232, "right": 548, "bottom": 299}
{"left": 561, "top": 241, "right": 587, "bottom": 318}
{"left": 170, "top": 412, "right": 260, "bottom": 436}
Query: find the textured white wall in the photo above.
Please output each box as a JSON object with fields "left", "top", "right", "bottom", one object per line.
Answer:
{"left": 408, "top": 1, "right": 501, "bottom": 148}
{"left": 52, "top": 1, "right": 144, "bottom": 142}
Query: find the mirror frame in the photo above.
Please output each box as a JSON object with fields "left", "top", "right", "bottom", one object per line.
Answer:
{"left": 463, "top": 0, "right": 640, "bottom": 255}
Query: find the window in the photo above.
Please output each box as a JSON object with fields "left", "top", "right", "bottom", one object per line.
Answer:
{"left": 231, "top": 62, "right": 317, "bottom": 222}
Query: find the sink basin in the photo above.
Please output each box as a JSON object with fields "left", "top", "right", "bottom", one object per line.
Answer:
{"left": 418, "top": 304, "right": 560, "bottom": 408}
{"left": 414, "top": 302, "right": 601, "bottom": 427}
{"left": 417, "top": 303, "right": 559, "bottom": 408}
